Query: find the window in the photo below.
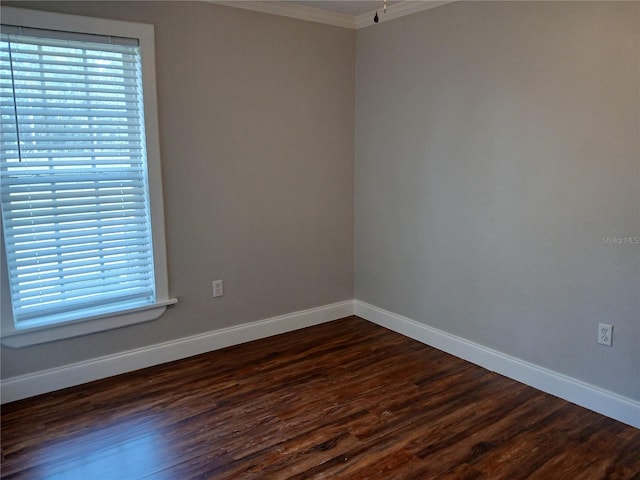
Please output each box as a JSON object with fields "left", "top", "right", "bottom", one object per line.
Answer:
{"left": 1, "top": 7, "right": 175, "bottom": 348}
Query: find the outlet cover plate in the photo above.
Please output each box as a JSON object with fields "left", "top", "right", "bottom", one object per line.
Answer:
{"left": 597, "top": 323, "right": 613, "bottom": 346}
{"left": 212, "top": 280, "right": 224, "bottom": 298}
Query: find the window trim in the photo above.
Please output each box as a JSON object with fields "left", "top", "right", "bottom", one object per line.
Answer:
{"left": 0, "top": 7, "right": 176, "bottom": 348}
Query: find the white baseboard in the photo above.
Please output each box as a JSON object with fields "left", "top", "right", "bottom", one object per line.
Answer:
{"left": 355, "top": 300, "right": 640, "bottom": 429}
{"left": 1, "top": 300, "right": 355, "bottom": 404}
{"left": 4, "top": 298, "right": 638, "bottom": 430}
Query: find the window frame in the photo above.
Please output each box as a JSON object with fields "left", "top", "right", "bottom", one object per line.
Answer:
{"left": 0, "top": 7, "right": 175, "bottom": 348}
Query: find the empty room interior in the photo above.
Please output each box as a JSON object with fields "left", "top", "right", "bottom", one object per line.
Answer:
{"left": 1, "top": 0, "right": 639, "bottom": 478}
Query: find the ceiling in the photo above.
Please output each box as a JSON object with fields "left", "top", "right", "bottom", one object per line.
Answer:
{"left": 213, "top": 0, "right": 452, "bottom": 29}
{"left": 285, "top": 1, "right": 401, "bottom": 16}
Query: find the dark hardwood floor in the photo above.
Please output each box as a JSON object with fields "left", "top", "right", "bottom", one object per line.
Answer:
{"left": 2, "top": 316, "right": 639, "bottom": 479}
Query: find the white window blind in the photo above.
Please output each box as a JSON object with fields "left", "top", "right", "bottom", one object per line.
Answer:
{"left": 0, "top": 28, "right": 157, "bottom": 328}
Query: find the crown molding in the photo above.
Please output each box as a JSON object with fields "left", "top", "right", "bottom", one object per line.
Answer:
{"left": 212, "top": 1, "right": 356, "bottom": 29}
{"left": 211, "top": 1, "right": 454, "bottom": 30}
{"left": 355, "top": 1, "right": 455, "bottom": 29}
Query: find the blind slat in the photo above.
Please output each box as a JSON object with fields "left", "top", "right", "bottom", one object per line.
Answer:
{"left": 6, "top": 208, "right": 148, "bottom": 227}
{"left": 8, "top": 225, "right": 149, "bottom": 249}
{"left": 0, "top": 86, "right": 140, "bottom": 97}
{"left": 13, "top": 260, "right": 153, "bottom": 285}
{"left": 6, "top": 194, "right": 146, "bottom": 211}
{"left": 2, "top": 181, "right": 145, "bottom": 196}
{"left": 1, "top": 93, "right": 137, "bottom": 104}
{"left": 1, "top": 119, "right": 141, "bottom": 127}
{"left": 2, "top": 170, "right": 145, "bottom": 183}
{"left": 2, "top": 74, "right": 138, "bottom": 88}
{"left": 7, "top": 235, "right": 146, "bottom": 258}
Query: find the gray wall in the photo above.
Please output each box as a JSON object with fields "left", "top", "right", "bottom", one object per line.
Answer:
{"left": 1, "top": 2, "right": 355, "bottom": 378}
{"left": 356, "top": 1, "right": 639, "bottom": 400}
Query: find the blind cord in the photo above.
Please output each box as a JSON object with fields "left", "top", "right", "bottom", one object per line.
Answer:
{"left": 6, "top": 39, "right": 23, "bottom": 163}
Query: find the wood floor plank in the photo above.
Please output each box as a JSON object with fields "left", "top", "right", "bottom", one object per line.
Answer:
{"left": 2, "top": 316, "right": 639, "bottom": 479}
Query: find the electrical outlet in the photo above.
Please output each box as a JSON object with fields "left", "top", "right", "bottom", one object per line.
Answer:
{"left": 212, "top": 280, "right": 224, "bottom": 298}
{"left": 597, "top": 323, "right": 613, "bottom": 346}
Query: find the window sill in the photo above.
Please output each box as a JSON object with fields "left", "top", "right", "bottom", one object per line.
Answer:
{"left": 1, "top": 298, "right": 178, "bottom": 348}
